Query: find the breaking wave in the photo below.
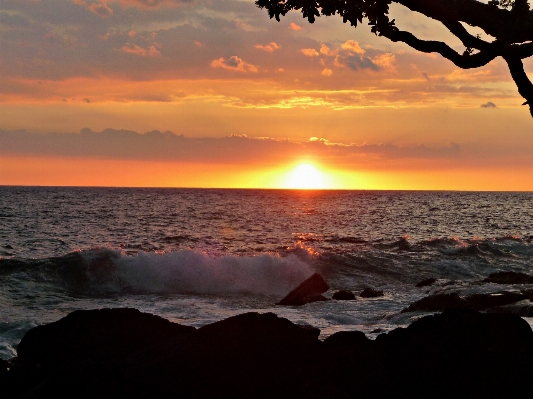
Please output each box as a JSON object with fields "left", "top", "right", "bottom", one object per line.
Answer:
{"left": 0, "top": 249, "right": 314, "bottom": 297}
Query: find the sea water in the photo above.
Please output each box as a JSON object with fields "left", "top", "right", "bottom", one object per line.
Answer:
{"left": 1, "top": 187, "right": 532, "bottom": 359}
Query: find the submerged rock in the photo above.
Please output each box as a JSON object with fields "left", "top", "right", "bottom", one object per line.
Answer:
{"left": 466, "top": 244, "right": 485, "bottom": 256}
{"left": 484, "top": 271, "right": 533, "bottom": 284}
{"left": 415, "top": 278, "right": 437, "bottom": 288}
{"left": 487, "top": 300, "right": 533, "bottom": 317}
{"left": 332, "top": 290, "right": 356, "bottom": 300}
{"left": 359, "top": 288, "right": 384, "bottom": 298}
{"left": 464, "top": 291, "right": 528, "bottom": 310}
{"left": 402, "top": 291, "right": 532, "bottom": 313}
{"left": 402, "top": 293, "right": 466, "bottom": 313}
{"left": 277, "top": 273, "right": 329, "bottom": 306}
{"left": 398, "top": 237, "right": 410, "bottom": 251}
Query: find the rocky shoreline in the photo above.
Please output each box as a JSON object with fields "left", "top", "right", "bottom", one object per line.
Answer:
{"left": 2, "top": 305, "right": 532, "bottom": 399}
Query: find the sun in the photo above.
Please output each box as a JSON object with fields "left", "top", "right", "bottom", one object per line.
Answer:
{"left": 285, "top": 163, "right": 328, "bottom": 189}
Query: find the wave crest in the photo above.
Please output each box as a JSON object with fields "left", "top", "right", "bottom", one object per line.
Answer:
{"left": 4, "top": 249, "right": 312, "bottom": 297}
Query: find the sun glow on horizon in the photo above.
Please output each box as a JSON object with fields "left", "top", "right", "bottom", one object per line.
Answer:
{"left": 283, "top": 163, "right": 330, "bottom": 189}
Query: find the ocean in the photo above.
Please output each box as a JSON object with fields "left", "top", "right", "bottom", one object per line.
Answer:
{"left": 1, "top": 186, "right": 533, "bottom": 360}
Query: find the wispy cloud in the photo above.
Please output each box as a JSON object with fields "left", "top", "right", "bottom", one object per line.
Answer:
{"left": 0, "top": 128, "right": 463, "bottom": 165}
{"left": 119, "top": 43, "right": 161, "bottom": 57}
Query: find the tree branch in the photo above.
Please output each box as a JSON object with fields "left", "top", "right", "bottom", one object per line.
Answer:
{"left": 396, "top": 0, "right": 533, "bottom": 43}
{"left": 504, "top": 56, "right": 533, "bottom": 116}
{"left": 381, "top": 27, "right": 497, "bottom": 69}
{"left": 256, "top": 0, "right": 533, "bottom": 118}
{"left": 511, "top": 41, "right": 533, "bottom": 59}
{"left": 439, "top": 20, "right": 491, "bottom": 51}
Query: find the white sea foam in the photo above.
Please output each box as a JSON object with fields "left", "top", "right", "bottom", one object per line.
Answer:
{"left": 112, "top": 250, "right": 313, "bottom": 296}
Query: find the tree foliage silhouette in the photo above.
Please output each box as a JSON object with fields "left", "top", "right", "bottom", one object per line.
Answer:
{"left": 256, "top": 0, "right": 533, "bottom": 116}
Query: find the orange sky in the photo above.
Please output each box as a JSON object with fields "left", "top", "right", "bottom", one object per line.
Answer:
{"left": 1, "top": 0, "right": 533, "bottom": 190}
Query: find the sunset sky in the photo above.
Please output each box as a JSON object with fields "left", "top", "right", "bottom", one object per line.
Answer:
{"left": 1, "top": 0, "right": 533, "bottom": 190}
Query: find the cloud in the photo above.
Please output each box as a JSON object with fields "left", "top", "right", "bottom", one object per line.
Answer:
{"left": 254, "top": 42, "right": 281, "bottom": 53}
{"left": 288, "top": 22, "right": 301, "bottom": 30}
{"left": 335, "top": 54, "right": 378, "bottom": 71}
{"left": 315, "top": 40, "right": 397, "bottom": 75}
{"left": 119, "top": 43, "right": 162, "bottom": 57}
{"left": 0, "top": 128, "right": 463, "bottom": 165}
{"left": 210, "top": 56, "right": 258, "bottom": 73}
{"left": 446, "top": 69, "right": 494, "bottom": 82}
{"left": 319, "top": 44, "right": 337, "bottom": 57}
{"left": 372, "top": 53, "right": 396, "bottom": 71}
{"left": 321, "top": 68, "right": 332, "bottom": 77}
{"left": 330, "top": 40, "right": 380, "bottom": 71}
{"left": 481, "top": 101, "right": 497, "bottom": 108}
{"left": 0, "top": 0, "right": 516, "bottom": 110}
{"left": 118, "top": 0, "right": 192, "bottom": 9}
{"left": 301, "top": 48, "right": 319, "bottom": 57}
{"left": 74, "top": 0, "right": 113, "bottom": 17}
{"left": 341, "top": 40, "right": 365, "bottom": 54}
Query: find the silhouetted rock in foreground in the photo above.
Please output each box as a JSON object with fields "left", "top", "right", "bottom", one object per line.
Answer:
{"left": 17, "top": 308, "right": 195, "bottom": 368}
{"left": 359, "top": 288, "right": 384, "bottom": 298}
{"left": 484, "top": 271, "right": 533, "bottom": 284}
{"left": 277, "top": 273, "right": 329, "bottom": 306}
{"left": 5, "top": 308, "right": 533, "bottom": 399}
{"left": 332, "top": 290, "right": 356, "bottom": 300}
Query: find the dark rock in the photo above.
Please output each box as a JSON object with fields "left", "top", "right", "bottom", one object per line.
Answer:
{"left": 441, "top": 280, "right": 457, "bottom": 287}
{"left": 466, "top": 244, "right": 484, "bottom": 255}
{"left": 416, "top": 277, "right": 437, "bottom": 288}
{"left": 195, "top": 311, "right": 320, "bottom": 344}
{"left": 17, "top": 307, "right": 195, "bottom": 368}
{"left": 322, "top": 309, "right": 533, "bottom": 399}
{"left": 7, "top": 307, "right": 533, "bottom": 399}
{"left": 0, "top": 358, "right": 7, "bottom": 380}
{"left": 403, "top": 291, "right": 530, "bottom": 313}
{"left": 128, "top": 312, "right": 326, "bottom": 398}
{"left": 332, "top": 290, "right": 356, "bottom": 300}
{"left": 369, "top": 309, "right": 533, "bottom": 398}
{"left": 464, "top": 291, "right": 527, "bottom": 310}
{"left": 277, "top": 273, "right": 329, "bottom": 306}
{"left": 359, "top": 288, "right": 384, "bottom": 298}
{"left": 484, "top": 271, "right": 533, "bottom": 284}
{"left": 29, "top": 312, "right": 324, "bottom": 399}
{"left": 323, "top": 330, "right": 369, "bottom": 350}
{"left": 398, "top": 237, "right": 410, "bottom": 251}
{"left": 402, "top": 293, "right": 466, "bottom": 313}
{"left": 487, "top": 301, "right": 533, "bottom": 317}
